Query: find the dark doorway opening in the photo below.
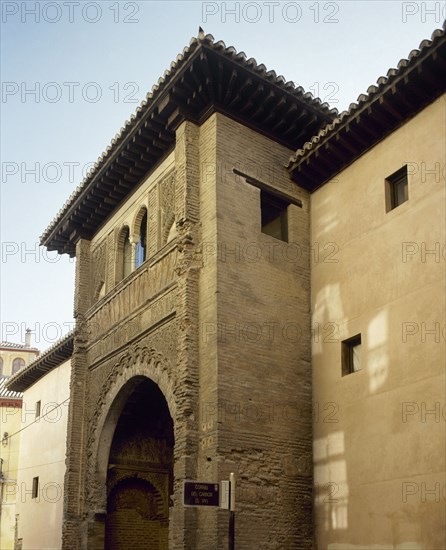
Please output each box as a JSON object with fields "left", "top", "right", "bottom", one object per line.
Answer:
{"left": 104, "top": 377, "right": 174, "bottom": 550}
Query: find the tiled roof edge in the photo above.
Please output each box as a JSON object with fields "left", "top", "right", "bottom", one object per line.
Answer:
{"left": 287, "top": 22, "right": 446, "bottom": 169}
{"left": 6, "top": 330, "right": 74, "bottom": 392}
{"left": 41, "top": 30, "right": 337, "bottom": 248}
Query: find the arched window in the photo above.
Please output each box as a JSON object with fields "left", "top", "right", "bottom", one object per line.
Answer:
{"left": 12, "top": 358, "right": 25, "bottom": 375}
{"left": 0, "top": 357, "right": 3, "bottom": 376}
{"left": 135, "top": 211, "right": 147, "bottom": 269}
{"left": 117, "top": 226, "right": 132, "bottom": 282}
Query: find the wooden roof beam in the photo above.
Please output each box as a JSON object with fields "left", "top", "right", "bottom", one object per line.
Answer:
{"left": 196, "top": 52, "right": 215, "bottom": 101}
{"left": 378, "top": 95, "right": 406, "bottom": 122}
{"left": 262, "top": 96, "right": 287, "bottom": 125}
{"left": 271, "top": 104, "right": 298, "bottom": 132}
{"left": 249, "top": 88, "right": 274, "bottom": 120}
{"left": 335, "top": 132, "right": 358, "bottom": 156}
{"left": 227, "top": 77, "right": 253, "bottom": 109}
{"left": 223, "top": 69, "right": 238, "bottom": 104}
{"left": 345, "top": 119, "right": 370, "bottom": 149}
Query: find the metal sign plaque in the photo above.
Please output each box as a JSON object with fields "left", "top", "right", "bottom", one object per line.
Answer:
{"left": 183, "top": 481, "right": 220, "bottom": 507}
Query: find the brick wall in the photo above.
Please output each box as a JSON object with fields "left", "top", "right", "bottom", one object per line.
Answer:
{"left": 105, "top": 478, "right": 167, "bottom": 549}
{"left": 62, "top": 113, "right": 313, "bottom": 549}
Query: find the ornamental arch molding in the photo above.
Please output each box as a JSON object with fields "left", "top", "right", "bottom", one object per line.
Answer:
{"left": 107, "top": 473, "right": 167, "bottom": 520}
{"left": 115, "top": 224, "right": 131, "bottom": 282}
{"left": 86, "top": 344, "right": 177, "bottom": 510}
{"left": 131, "top": 205, "right": 148, "bottom": 241}
{"left": 116, "top": 223, "right": 130, "bottom": 250}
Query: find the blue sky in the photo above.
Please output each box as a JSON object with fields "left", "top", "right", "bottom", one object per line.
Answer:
{"left": 1, "top": 0, "right": 443, "bottom": 349}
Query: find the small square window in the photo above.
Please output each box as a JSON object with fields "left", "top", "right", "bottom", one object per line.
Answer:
{"left": 32, "top": 477, "right": 39, "bottom": 499}
{"left": 342, "top": 334, "right": 362, "bottom": 376}
{"left": 261, "top": 191, "right": 288, "bottom": 242}
{"left": 386, "top": 166, "right": 408, "bottom": 212}
{"left": 35, "top": 401, "right": 41, "bottom": 419}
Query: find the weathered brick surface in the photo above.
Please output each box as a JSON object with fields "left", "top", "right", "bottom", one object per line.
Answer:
{"left": 62, "top": 113, "right": 312, "bottom": 549}
{"left": 212, "top": 114, "right": 312, "bottom": 549}
{"left": 62, "top": 238, "right": 91, "bottom": 550}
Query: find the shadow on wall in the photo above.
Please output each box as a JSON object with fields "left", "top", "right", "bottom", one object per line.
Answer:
{"left": 311, "top": 196, "right": 445, "bottom": 549}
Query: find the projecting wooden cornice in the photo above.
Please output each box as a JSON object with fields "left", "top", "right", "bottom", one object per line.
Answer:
{"left": 287, "top": 22, "right": 446, "bottom": 191}
{"left": 41, "top": 31, "right": 336, "bottom": 256}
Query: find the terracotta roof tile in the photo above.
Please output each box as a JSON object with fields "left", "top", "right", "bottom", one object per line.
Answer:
{"left": 41, "top": 31, "right": 336, "bottom": 250}
{"left": 288, "top": 22, "right": 446, "bottom": 171}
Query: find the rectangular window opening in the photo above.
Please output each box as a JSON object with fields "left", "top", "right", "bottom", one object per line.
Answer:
{"left": 32, "top": 476, "right": 39, "bottom": 499}
{"left": 342, "top": 334, "right": 362, "bottom": 376}
{"left": 386, "top": 165, "right": 408, "bottom": 212}
{"left": 261, "top": 191, "right": 288, "bottom": 242}
{"left": 35, "top": 400, "right": 41, "bottom": 419}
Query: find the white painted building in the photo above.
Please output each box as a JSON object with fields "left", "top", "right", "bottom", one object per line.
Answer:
{"left": 7, "top": 333, "right": 73, "bottom": 550}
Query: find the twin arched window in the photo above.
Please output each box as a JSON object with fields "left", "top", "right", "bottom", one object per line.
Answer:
{"left": 117, "top": 207, "right": 148, "bottom": 282}
{"left": 12, "top": 358, "right": 25, "bottom": 375}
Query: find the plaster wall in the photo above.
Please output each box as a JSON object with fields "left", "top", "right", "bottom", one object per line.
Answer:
{"left": 15, "top": 360, "right": 71, "bottom": 550}
{"left": 310, "top": 94, "right": 446, "bottom": 549}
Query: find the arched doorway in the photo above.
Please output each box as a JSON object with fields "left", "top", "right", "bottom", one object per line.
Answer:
{"left": 104, "top": 377, "right": 174, "bottom": 549}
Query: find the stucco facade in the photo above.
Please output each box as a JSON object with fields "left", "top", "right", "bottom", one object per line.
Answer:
{"left": 311, "top": 94, "right": 446, "bottom": 549}
{"left": 0, "top": 338, "right": 39, "bottom": 550}
{"left": 0, "top": 380, "right": 22, "bottom": 550}
{"left": 14, "top": 358, "right": 71, "bottom": 549}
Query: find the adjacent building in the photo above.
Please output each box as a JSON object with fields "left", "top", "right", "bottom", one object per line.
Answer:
{"left": 0, "top": 378, "right": 23, "bottom": 550}
{"left": 0, "top": 332, "right": 39, "bottom": 378}
{"left": 288, "top": 31, "right": 446, "bottom": 550}
{"left": 6, "top": 23, "right": 446, "bottom": 550}
{"left": 6, "top": 333, "right": 73, "bottom": 550}
{"left": 0, "top": 332, "right": 39, "bottom": 550}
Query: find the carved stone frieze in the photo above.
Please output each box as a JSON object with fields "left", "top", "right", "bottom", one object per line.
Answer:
{"left": 147, "top": 186, "right": 158, "bottom": 258}
{"left": 159, "top": 172, "right": 176, "bottom": 246}
{"left": 91, "top": 240, "right": 106, "bottom": 303}
{"left": 85, "top": 249, "right": 178, "bottom": 341}
{"left": 86, "top": 288, "right": 177, "bottom": 366}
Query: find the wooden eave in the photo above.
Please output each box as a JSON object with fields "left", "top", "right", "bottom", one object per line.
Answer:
{"left": 41, "top": 35, "right": 335, "bottom": 256}
{"left": 288, "top": 24, "right": 446, "bottom": 191}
